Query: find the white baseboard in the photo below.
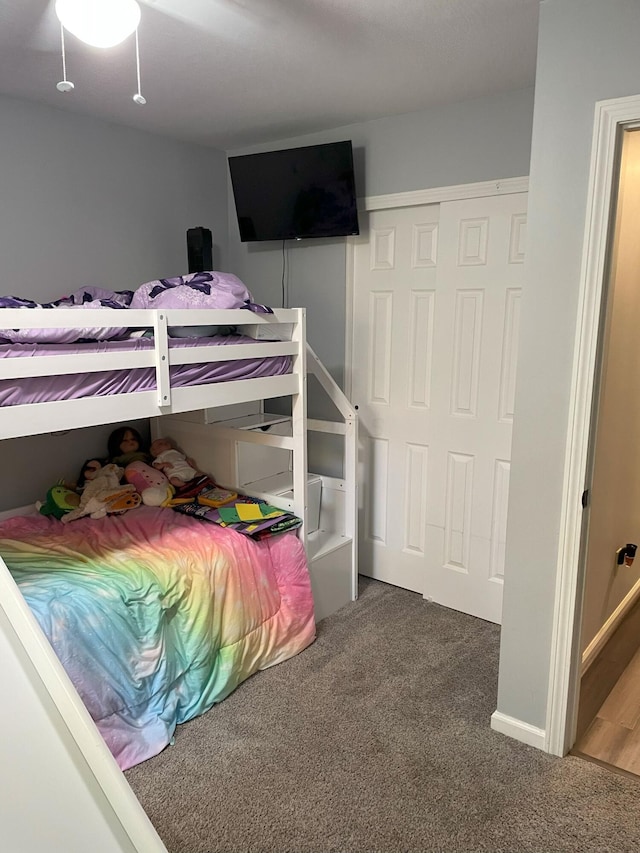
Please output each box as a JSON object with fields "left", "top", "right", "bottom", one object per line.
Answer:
{"left": 490, "top": 710, "right": 546, "bottom": 750}
{"left": 581, "top": 577, "right": 640, "bottom": 675}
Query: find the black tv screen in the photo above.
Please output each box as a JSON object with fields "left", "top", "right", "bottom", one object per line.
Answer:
{"left": 228, "top": 140, "right": 359, "bottom": 242}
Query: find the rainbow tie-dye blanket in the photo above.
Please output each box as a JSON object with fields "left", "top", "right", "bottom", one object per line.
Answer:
{"left": 0, "top": 507, "right": 315, "bottom": 769}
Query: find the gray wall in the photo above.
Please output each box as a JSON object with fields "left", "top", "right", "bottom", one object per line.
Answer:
{"left": 3, "top": 424, "right": 149, "bottom": 511}
{"left": 0, "top": 95, "right": 229, "bottom": 297}
{"left": 227, "top": 87, "right": 536, "bottom": 390}
{"left": 0, "top": 95, "right": 228, "bottom": 509}
{"left": 496, "top": 0, "right": 640, "bottom": 730}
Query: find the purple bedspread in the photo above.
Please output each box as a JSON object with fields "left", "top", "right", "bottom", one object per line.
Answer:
{"left": 0, "top": 335, "right": 291, "bottom": 407}
{"left": 0, "top": 274, "right": 270, "bottom": 345}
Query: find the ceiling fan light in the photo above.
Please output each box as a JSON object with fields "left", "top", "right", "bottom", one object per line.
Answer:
{"left": 55, "top": 0, "right": 141, "bottom": 49}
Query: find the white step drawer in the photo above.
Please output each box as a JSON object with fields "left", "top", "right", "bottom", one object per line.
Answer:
{"left": 242, "top": 472, "right": 321, "bottom": 533}
{"left": 236, "top": 419, "right": 292, "bottom": 486}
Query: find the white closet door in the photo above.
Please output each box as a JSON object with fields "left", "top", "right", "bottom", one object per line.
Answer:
{"left": 352, "top": 203, "right": 440, "bottom": 594}
{"left": 351, "top": 192, "right": 526, "bottom": 623}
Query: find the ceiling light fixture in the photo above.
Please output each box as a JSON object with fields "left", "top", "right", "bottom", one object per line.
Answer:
{"left": 54, "top": 0, "right": 141, "bottom": 49}
{"left": 54, "top": 0, "right": 146, "bottom": 105}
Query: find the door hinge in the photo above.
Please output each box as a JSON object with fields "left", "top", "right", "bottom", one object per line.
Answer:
{"left": 581, "top": 489, "right": 589, "bottom": 508}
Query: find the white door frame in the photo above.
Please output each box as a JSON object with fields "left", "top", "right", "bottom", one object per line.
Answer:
{"left": 344, "top": 176, "right": 529, "bottom": 400}
{"left": 545, "top": 94, "right": 640, "bottom": 755}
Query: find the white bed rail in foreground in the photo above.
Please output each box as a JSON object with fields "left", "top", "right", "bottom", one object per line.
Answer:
{"left": 0, "top": 552, "right": 168, "bottom": 852}
{"left": 0, "top": 307, "right": 303, "bottom": 440}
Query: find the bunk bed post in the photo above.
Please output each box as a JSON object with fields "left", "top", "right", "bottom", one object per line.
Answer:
{"left": 291, "top": 308, "right": 308, "bottom": 547}
{"left": 344, "top": 411, "right": 359, "bottom": 601}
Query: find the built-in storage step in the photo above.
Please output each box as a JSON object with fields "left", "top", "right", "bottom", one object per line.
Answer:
{"left": 306, "top": 532, "right": 354, "bottom": 622}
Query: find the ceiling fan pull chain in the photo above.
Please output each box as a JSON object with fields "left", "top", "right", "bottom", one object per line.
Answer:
{"left": 132, "top": 28, "right": 146, "bottom": 105}
{"left": 56, "top": 23, "right": 74, "bottom": 94}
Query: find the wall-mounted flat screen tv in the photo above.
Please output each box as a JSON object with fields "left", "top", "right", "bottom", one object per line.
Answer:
{"left": 228, "top": 140, "right": 359, "bottom": 242}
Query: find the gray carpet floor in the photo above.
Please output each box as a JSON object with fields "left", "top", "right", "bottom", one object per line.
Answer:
{"left": 125, "top": 577, "right": 640, "bottom": 852}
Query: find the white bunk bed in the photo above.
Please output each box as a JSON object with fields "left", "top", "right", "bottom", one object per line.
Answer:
{"left": 0, "top": 304, "right": 358, "bottom": 617}
{"left": 0, "top": 302, "right": 358, "bottom": 753}
{"left": 0, "top": 302, "right": 358, "bottom": 851}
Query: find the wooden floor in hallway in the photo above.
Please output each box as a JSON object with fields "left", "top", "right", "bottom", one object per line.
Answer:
{"left": 574, "top": 644, "right": 640, "bottom": 776}
{"left": 573, "top": 597, "right": 640, "bottom": 778}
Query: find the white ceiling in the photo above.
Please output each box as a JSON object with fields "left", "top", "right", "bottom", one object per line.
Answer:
{"left": 0, "top": 0, "right": 540, "bottom": 151}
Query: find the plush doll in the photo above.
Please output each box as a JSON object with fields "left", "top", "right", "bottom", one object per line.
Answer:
{"left": 61, "top": 463, "right": 141, "bottom": 523}
{"left": 150, "top": 437, "right": 199, "bottom": 487}
{"left": 107, "top": 426, "right": 150, "bottom": 467}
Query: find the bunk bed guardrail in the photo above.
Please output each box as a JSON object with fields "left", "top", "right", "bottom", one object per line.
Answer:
{"left": 0, "top": 307, "right": 305, "bottom": 440}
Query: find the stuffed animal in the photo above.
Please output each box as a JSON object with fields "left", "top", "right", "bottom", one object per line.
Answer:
{"left": 61, "top": 463, "right": 141, "bottom": 523}
{"left": 124, "top": 460, "right": 175, "bottom": 507}
{"left": 37, "top": 482, "right": 81, "bottom": 519}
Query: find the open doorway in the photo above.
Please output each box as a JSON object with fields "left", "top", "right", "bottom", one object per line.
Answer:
{"left": 572, "top": 127, "right": 640, "bottom": 774}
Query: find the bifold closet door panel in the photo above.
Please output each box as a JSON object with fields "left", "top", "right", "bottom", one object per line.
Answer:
{"left": 351, "top": 191, "right": 527, "bottom": 623}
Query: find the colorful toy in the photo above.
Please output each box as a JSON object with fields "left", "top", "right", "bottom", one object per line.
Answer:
{"left": 196, "top": 485, "right": 238, "bottom": 508}
{"left": 37, "top": 482, "right": 80, "bottom": 519}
